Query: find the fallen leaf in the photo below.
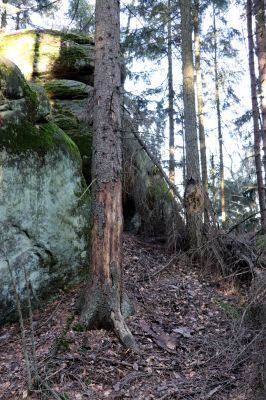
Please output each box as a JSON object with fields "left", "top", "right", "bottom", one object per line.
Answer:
{"left": 172, "top": 327, "right": 193, "bottom": 338}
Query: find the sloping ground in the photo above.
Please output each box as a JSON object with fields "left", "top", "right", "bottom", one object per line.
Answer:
{"left": 0, "top": 234, "right": 250, "bottom": 400}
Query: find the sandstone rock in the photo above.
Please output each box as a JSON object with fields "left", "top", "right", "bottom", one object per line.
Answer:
{"left": 0, "top": 57, "right": 90, "bottom": 322}
{"left": 0, "top": 29, "right": 94, "bottom": 84}
{"left": 44, "top": 79, "right": 93, "bottom": 99}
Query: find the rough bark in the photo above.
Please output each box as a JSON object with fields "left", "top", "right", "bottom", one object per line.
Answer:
{"left": 193, "top": 0, "right": 208, "bottom": 193}
{"left": 80, "top": 0, "right": 137, "bottom": 350}
{"left": 167, "top": 0, "right": 175, "bottom": 183}
{"left": 254, "top": 0, "right": 266, "bottom": 185}
{"left": 180, "top": 0, "right": 203, "bottom": 247}
{"left": 247, "top": 0, "right": 266, "bottom": 231}
{"left": 213, "top": 7, "right": 225, "bottom": 226}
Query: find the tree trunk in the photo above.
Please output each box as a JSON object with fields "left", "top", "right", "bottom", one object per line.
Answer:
{"left": 210, "top": 153, "right": 218, "bottom": 214}
{"left": 80, "top": 0, "right": 137, "bottom": 351}
{"left": 254, "top": 0, "right": 266, "bottom": 186}
{"left": 193, "top": 0, "right": 208, "bottom": 192}
{"left": 167, "top": 0, "right": 175, "bottom": 183}
{"left": 247, "top": 0, "right": 266, "bottom": 231}
{"left": 180, "top": 0, "right": 203, "bottom": 247}
{"left": 213, "top": 7, "right": 225, "bottom": 226}
{"left": 16, "top": 12, "right": 21, "bottom": 30}
{"left": 1, "top": 0, "right": 7, "bottom": 30}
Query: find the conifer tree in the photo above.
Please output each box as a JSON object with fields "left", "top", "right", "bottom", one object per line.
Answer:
{"left": 180, "top": 0, "right": 203, "bottom": 247}
{"left": 80, "top": 0, "right": 137, "bottom": 350}
{"left": 247, "top": 0, "right": 266, "bottom": 231}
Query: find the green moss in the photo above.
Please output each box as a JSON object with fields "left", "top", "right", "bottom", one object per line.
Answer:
{"left": 72, "top": 323, "right": 86, "bottom": 332}
{"left": 0, "top": 57, "right": 38, "bottom": 120}
{"left": 44, "top": 79, "right": 89, "bottom": 99}
{"left": 50, "top": 104, "right": 93, "bottom": 159}
{"left": 23, "top": 82, "right": 38, "bottom": 120}
{"left": 56, "top": 43, "right": 91, "bottom": 68}
{"left": 146, "top": 179, "right": 172, "bottom": 209}
{"left": 1, "top": 119, "right": 81, "bottom": 160}
{"left": 219, "top": 302, "right": 241, "bottom": 319}
{"left": 256, "top": 234, "right": 266, "bottom": 249}
{"left": 0, "top": 120, "right": 53, "bottom": 154}
{"left": 38, "top": 29, "right": 93, "bottom": 45}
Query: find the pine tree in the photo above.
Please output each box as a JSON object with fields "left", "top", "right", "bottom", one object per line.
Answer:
{"left": 67, "top": 0, "right": 95, "bottom": 35}
{"left": 193, "top": 0, "right": 208, "bottom": 194}
{"left": 180, "top": 0, "right": 203, "bottom": 247}
{"left": 247, "top": 0, "right": 266, "bottom": 231}
{"left": 254, "top": 0, "right": 266, "bottom": 186}
{"left": 80, "top": 0, "right": 137, "bottom": 350}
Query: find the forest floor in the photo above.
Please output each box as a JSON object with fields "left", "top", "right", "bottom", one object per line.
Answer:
{"left": 0, "top": 233, "right": 252, "bottom": 400}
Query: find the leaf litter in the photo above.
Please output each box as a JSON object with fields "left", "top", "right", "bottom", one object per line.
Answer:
{"left": 0, "top": 233, "right": 250, "bottom": 399}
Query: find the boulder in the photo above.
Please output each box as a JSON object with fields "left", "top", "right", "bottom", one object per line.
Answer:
{"left": 0, "top": 29, "right": 94, "bottom": 84}
{"left": 122, "top": 121, "right": 185, "bottom": 243}
{"left": 49, "top": 97, "right": 93, "bottom": 184}
{"left": 0, "top": 57, "right": 90, "bottom": 323}
{"left": 44, "top": 79, "right": 93, "bottom": 99}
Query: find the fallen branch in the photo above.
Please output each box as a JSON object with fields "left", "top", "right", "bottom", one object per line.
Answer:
{"left": 131, "top": 128, "right": 184, "bottom": 205}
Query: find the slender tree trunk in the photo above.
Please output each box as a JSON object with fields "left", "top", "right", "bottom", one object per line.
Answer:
{"left": 81, "top": 0, "right": 137, "bottom": 350}
{"left": 180, "top": 0, "right": 203, "bottom": 247}
{"left": 16, "top": 12, "right": 20, "bottom": 30}
{"left": 1, "top": 0, "right": 7, "bottom": 30}
{"left": 210, "top": 153, "right": 218, "bottom": 213}
{"left": 247, "top": 0, "right": 266, "bottom": 231}
{"left": 167, "top": 0, "right": 175, "bottom": 183}
{"left": 254, "top": 0, "right": 266, "bottom": 186}
{"left": 213, "top": 7, "right": 225, "bottom": 226}
{"left": 193, "top": 0, "right": 208, "bottom": 192}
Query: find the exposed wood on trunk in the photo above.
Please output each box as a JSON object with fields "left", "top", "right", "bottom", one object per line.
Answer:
{"left": 254, "top": 0, "right": 266, "bottom": 186}
{"left": 167, "top": 0, "right": 175, "bottom": 184}
{"left": 180, "top": 0, "right": 203, "bottom": 247}
{"left": 213, "top": 7, "right": 225, "bottom": 226}
{"left": 247, "top": 0, "right": 266, "bottom": 232}
{"left": 81, "top": 0, "right": 137, "bottom": 351}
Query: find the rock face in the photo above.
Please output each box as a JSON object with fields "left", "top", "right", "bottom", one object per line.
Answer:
{"left": 0, "top": 57, "right": 90, "bottom": 323}
{"left": 0, "top": 29, "right": 94, "bottom": 84}
{"left": 44, "top": 78, "right": 93, "bottom": 184}
{"left": 122, "top": 120, "right": 185, "bottom": 244}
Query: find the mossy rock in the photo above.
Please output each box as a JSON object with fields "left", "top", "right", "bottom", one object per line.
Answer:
{"left": 49, "top": 101, "right": 93, "bottom": 182}
{"left": 122, "top": 117, "right": 184, "bottom": 241}
{"left": 44, "top": 79, "right": 93, "bottom": 99}
{"left": 0, "top": 56, "right": 38, "bottom": 124}
{"left": 0, "top": 29, "right": 94, "bottom": 84}
{"left": 29, "top": 82, "right": 50, "bottom": 121}
{"left": 1, "top": 119, "right": 80, "bottom": 160}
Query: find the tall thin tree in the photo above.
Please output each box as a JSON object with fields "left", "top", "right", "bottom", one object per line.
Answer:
{"left": 180, "top": 0, "right": 203, "bottom": 247}
{"left": 193, "top": 0, "right": 208, "bottom": 193}
{"left": 213, "top": 5, "right": 225, "bottom": 226}
{"left": 254, "top": 0, "right": 266, "bottom": 185}
{"left": 167, "top": 0, "right": 175, "bottom": 183}
{"left": 81, "top": 0, "right": 137, "bottom": 350}
{"left": 247, "top": 0, "right": 266, "bottom": 231}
